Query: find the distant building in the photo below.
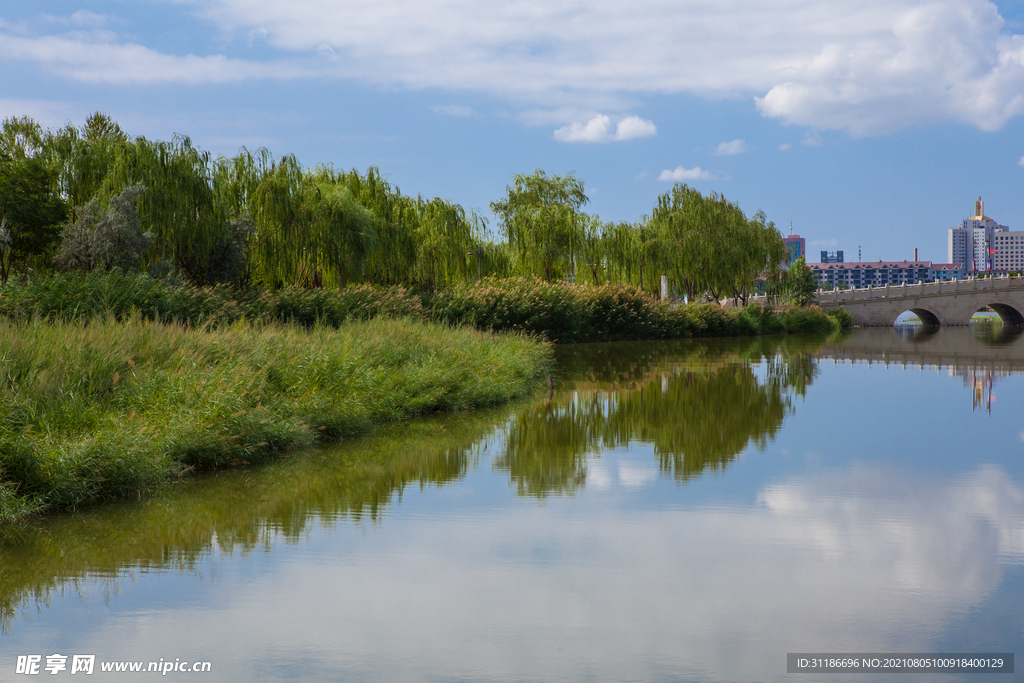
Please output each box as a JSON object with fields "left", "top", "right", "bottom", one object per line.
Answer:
{"left": 948, "top": 196, "right": 1008, "bottom": 273}
{"left": 931, "top": 263, "right": 965, "bottom": 281}
{"left": 783, "top": 234, "right": 805, "bottom": 266}
{"left": 991, "top": 232, "right": 1024, "bottom": 272}
{"left": 809, "top": 261, "right": 952, "bottom": 288}
{"left": 820, "top": 250, "right": 844, "bottom": 263}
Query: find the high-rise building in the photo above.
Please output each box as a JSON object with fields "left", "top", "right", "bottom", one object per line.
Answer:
{"left": 783, "top": 234, "right": 805, "bottom": 266}
{"left": 820, "top": 250, "right": 844, "bottom": 263}
{"left": 948, "top": 196, "right": 1008, "bottom": 273}
{"left": 991, "top": 232, "right": 1024, "bottom": 272}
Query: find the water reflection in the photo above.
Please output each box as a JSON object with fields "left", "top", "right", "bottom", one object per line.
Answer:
{"left": 0, "top": 408, "right": 502, "bottom": 630}
{"left": 0, "top": 336, "right": 830, "bottom": 629}
{"left": 825, "top": 326, "right": 1024, "bottom": 412}
{"left": 495, "top": 338, "right": 823, "bottom": 496}
{"left": 2, "top": 329, "right": 1023, "bottom": 683}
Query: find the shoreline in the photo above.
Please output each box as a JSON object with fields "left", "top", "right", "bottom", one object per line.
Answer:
{"left": 0, "top": 316, "right": 551, "bottom": 524}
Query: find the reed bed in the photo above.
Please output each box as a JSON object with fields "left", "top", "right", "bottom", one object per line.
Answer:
{"left": 0, "top": 271, "right": 424, "bottom": 327}
{"left": 0, "top": 316, "right": 550, "bottom": 522}
{"left": 430, "top": 277, "right": 849, "bottom": 341}
{"left": 1, "top": 272, "right": 851, "bottom": 343}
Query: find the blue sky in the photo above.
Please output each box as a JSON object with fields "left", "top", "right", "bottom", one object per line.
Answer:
{"left": 4, "top": 0, "right": 1024, "bottom": 263}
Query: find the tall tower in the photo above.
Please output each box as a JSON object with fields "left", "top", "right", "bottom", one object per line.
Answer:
{"left": 975, "top": 196, "right": 983, "bottom": 218}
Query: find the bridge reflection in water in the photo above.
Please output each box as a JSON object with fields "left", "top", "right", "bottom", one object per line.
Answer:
{"left": 821, "top": 325, "right": 1024, "bottom": 412}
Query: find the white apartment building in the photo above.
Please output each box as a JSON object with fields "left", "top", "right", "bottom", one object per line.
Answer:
{"left": 948, "top": 197, "right": 1008, "bottom": 273}
{"left": 992, "top": 232, "right": 1024, "bottom": 272}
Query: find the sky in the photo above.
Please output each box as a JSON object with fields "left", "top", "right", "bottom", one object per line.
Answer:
{"left": 3, "top": 0, "right": 1024, "bottom": 263}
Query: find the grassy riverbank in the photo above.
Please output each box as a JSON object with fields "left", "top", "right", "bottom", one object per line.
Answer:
{"left": 0, "top": 316, "right": 551, "bottom": 523}
{"left": 2, "top": 271, "right": 852, "bottom": 341}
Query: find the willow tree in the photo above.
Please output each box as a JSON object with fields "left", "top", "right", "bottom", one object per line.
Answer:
{"left": 39, "top": 113, "right": 128, "bottom": 223}
{"left": 602, "top": 220, "right": 638, "bottom": 286}
{"left": 0, "top": 117, "right": 69, "bottom": 282}
{"left": 244, "top": 158, "right": 377, "bottom": 288}
{"left": 335, "top": 166, "right": 417, "bottom": 286}
{"left": 411, "top": 197, "right": 481, "bottom": 290}
{"left": 490, "top": 170, "right": 588, "bottom": 282}
{"left": 94, "top": 135, "right": 237, "bottom": 284}
{"left": 0, "top": 153, "right": 68, "bottom": 283}
{"left": 649, "top": 184, "right": 775, "bottom": 301}
{"left": 0, "top": 116, "right": 45, "bottom": 160}
{"left": 728, "top": 210, "right": 787, "bottom": 304}
{"left": 576, "top": 213, "right": 609, "bottom": 285}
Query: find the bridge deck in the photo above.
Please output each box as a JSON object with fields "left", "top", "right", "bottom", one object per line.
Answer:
{"left": 738, "top": 274, "right": 1024, "bottom": 326}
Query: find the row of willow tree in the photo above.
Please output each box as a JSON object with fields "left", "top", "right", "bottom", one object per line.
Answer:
{"left": 0, "top": 113, "right": 788, "bottom": 298}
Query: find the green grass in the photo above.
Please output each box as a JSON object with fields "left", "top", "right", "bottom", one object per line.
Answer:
{"left": 2, "top": 271, "right": 853, "bottom": 342}
{"left": 0, "top": 316, "right": 551, "bottom": 522}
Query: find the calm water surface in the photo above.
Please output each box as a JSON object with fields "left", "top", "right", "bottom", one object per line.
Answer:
{"left": 2, "top": 327, "right": 1023, "bottom": 682}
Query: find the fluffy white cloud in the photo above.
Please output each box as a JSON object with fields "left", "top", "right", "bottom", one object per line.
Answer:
{"left": 615, "top": 116, "right": 657, "bottom": 140}
{"left": 6, "top": 0, "right": 1024, "bottom": 134}
{"left": 554, "top": 115, "right": 613, "bottom": 142}
{"left": 553, "top": 114, "right": 656, "bottom": 142}
{"left": 779, "top": 143, "right": 792, "bottom": 151}
{"left": 715, "top": 139, "right": 748, "bottom": 155}
{"left": 658, "top": 166, "right": 712, "bottom": 181}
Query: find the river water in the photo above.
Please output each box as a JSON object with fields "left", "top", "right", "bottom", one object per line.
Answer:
{"left": 2, "top": 327, "right": 1022, "bottom": 682}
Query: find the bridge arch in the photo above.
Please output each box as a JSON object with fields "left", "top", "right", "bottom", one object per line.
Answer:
{"left": 889, "top": 307, "right": 941, "bottom": 326}
{"left": 983, "top": 302, "right": 1024, "bottom": 325}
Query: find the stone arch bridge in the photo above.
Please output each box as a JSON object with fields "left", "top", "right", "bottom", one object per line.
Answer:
{"left": 747, "top": 275, "right": 1024, "bottom": 326}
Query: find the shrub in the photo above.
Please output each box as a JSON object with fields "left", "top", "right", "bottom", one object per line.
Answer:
{"left": 781, "top": 306, "right": 838, "bottom": 334}
{"left": 824, "top": 307, "right": 854, "bottom": 329}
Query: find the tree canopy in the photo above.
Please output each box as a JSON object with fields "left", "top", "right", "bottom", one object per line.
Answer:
{"left": 0, "top": 114, "right": 789, "bottom": 300}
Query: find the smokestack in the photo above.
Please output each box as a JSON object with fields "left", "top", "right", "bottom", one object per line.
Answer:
{"left": 914, "top": 247, "right": 918, "bottom": 262}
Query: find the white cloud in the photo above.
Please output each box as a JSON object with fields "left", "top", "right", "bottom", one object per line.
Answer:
{"left": 553, "top": 114, "right": 656, "bottom": 142}
{"left": 658, "top": 166, "right": 712, "bottom": 181}
{"left": 779, "top": 143, "right": 792, "bottom": 151}
{"left": 554, "top": 115, "right": 612, "bottom": 142}
{"left": 432, "top": 105, "right": 475, "bottom": 117}
{"left": 615, "top": 116, "right": 657, "bottom": 140}
{"left": 41, "top": 11, "right": 110, "bottom": 29}
{"left": 587, "top": 464, "right": 612, "bottom": 490}
{"left": 802, "top": 130, "right": 824, "bottom": 147}
{"left": 714, "top": 139, "right": 748, "bottom": 155}
{"left": 0, "top": 33, "right": 309, "bottom": 84}
{"left": 1019, "top": 155, "right": 1024, "bottom": 167}
{"left": 8, "top": 0, "right": 1024, "bottom": 134}
{"left": 618, "top": 463, "right": 657, "bottom": 489}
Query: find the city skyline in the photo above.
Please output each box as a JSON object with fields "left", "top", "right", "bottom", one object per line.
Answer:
{"left": 3, "top": 1, "right": 1024, "bottom": 263}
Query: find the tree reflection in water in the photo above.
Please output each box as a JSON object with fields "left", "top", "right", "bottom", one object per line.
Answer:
{"left": 0, "top": 335, "right": 831, "bottom": 629}
{"left": 0, "top": 408, "right": 505, "bottom": 630}
{"left": 495, "top": 337, "right": 825, "bottom": 496}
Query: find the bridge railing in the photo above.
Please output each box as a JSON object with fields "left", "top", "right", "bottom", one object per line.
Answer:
{"left": 734, "top": 274, "right": 1022, "bottom": 308}
{"left": 815, "top": 273, "right": 1024, "bottom": 305}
